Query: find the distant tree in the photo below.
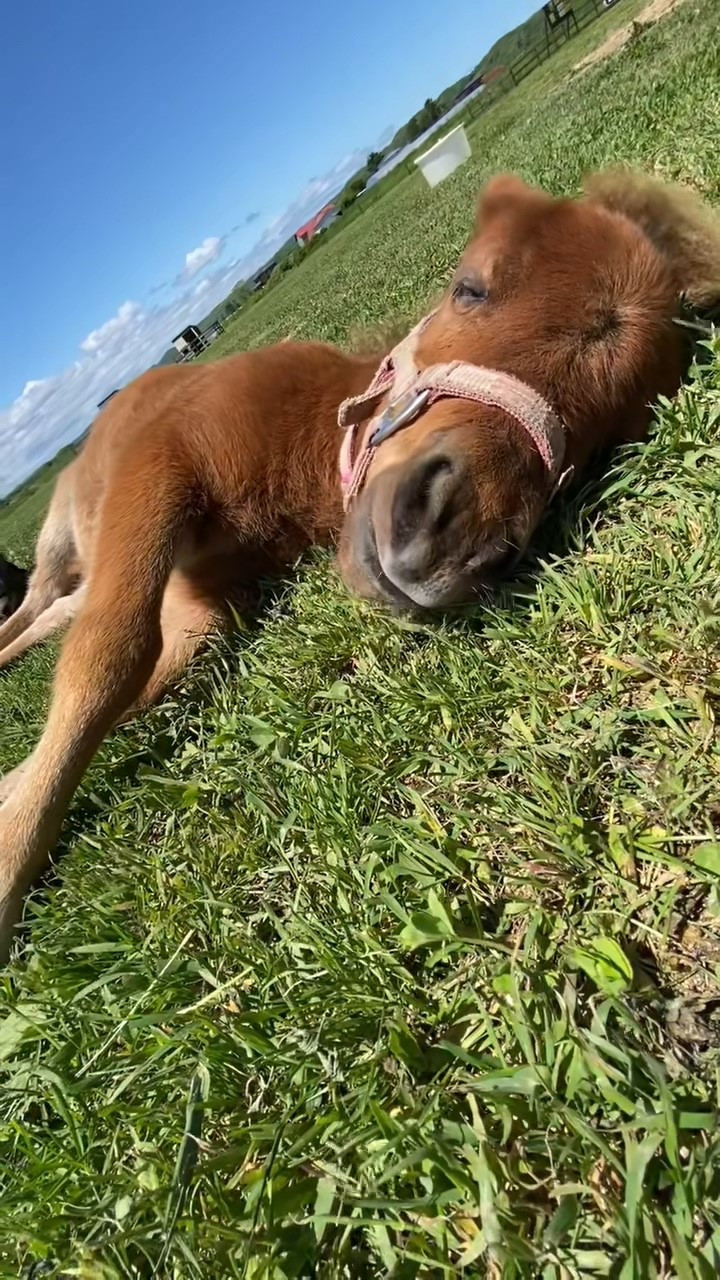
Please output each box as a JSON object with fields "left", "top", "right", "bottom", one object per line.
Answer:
{"left": 415, "top": 96, "right": 442, "bottom": 133}
{"left": 394, "top": 95, "right": 444, "bottom": 148}
{"left": 366, "top": 150, "right": 383, "bottom": 174}
{"left": 339, "top": 173, "right": 367, "bottom": 211}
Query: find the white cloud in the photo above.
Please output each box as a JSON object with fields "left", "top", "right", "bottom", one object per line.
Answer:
{"left": 80, "top": 300, "right": 143, "bottom": 353}
{"left": 0, "top": 146, "right": 371, "bottom": 500}
{"left": 21, "top": 379, "right": 47, "bottom": 397}
{"left": 0, "top": 270, "right": 241, "bottom": 498}
{"left": 182, "top": 235, "right": 223, "bottom": 279}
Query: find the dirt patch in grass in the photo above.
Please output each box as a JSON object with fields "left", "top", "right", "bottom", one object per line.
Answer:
{"left": 573, "top": 0, "right": 690, "bottom": 73}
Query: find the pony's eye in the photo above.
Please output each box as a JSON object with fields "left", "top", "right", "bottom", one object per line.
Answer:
{"left": 452, "top": 279, "right": 489, "bottom": 305}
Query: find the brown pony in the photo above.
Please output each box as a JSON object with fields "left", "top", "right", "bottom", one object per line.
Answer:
{"left": 1, "top": 167, "right": 719, "bottom": 957}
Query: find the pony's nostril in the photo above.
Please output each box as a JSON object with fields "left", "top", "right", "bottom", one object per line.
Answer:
{"left": 391, "top": 455, "right": 457, "bottom": 549}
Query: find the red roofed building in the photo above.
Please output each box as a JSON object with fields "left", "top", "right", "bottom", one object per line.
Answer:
{"left": 294, "top": 201, "right": 339, "bottom": 246}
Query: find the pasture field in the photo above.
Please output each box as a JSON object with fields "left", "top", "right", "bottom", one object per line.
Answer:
{"left": 2, "top": 1, "right": 720, "bottom": 1274}
{"left": 0, "top": 448, "right": 76, "bottom": 566}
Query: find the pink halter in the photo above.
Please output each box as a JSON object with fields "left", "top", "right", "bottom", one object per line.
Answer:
{"left": 338, "top": 312, "right": 572, "bottom": 510}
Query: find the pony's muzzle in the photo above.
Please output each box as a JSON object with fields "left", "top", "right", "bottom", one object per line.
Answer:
{"left": 365, "top": 450, "right": 473, "bottom": 608}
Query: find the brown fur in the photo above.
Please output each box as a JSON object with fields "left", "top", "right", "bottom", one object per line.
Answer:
{"left": 583, "top": 167, "right": 720, "bottom": 306}
{"left": 1, "top": 166, "right": 719, "bottom": 958}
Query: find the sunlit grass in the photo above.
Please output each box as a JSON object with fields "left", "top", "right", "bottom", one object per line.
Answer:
{"left": 1, "top": 1, "right": 720, "bottom": 1274}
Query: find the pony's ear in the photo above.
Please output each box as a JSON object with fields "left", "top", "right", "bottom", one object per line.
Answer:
{"left": 475, "top": 173, "right": 551, "bottom": 234}
{"left": 583, "top": 166, "right": 720, "bottom": 307}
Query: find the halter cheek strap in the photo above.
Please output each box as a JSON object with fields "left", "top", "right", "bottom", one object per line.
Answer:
{"left": 338, "top": 312, "right": 573, "bottom": 511}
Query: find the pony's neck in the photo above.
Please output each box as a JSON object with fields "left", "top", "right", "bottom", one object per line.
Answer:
{"left": 297, "top": 345, "right": 388, "bottom": 543}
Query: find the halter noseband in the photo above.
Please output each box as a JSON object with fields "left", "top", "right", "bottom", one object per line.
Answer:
{"left": 338, "top": 312, "right": 573, "bottom": 511}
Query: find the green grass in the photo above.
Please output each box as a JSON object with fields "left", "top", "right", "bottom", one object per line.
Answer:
{"left": 0, "top": 446, "right": 77, "bottom": 565}
{"left": 2, "top": 1, "right": 720, "bottom": 1274}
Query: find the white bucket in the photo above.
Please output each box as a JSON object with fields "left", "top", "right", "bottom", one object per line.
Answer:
{"left": 414, "top": 124, "right": 471, "bottom": 188}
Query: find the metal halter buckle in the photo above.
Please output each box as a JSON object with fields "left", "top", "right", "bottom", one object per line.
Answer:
{"left": 369, "top": 387, "right": 432, "bottom": 446}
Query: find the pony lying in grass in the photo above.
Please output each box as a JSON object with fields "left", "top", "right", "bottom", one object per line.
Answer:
{"left": 1, "top": 166, "right": 719, "bottom": 958}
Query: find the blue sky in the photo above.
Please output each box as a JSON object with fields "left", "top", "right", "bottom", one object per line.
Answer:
{"left": 0, "top": 0, "right": 538, "bottom": 496}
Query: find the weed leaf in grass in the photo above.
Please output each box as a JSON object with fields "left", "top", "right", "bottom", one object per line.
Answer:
{"left": 568, "top": 936, "right": 634, "bottom": 994}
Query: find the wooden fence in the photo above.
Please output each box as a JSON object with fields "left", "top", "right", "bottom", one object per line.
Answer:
{"left": 367, "top": 0, "right": 623, "bottom": 189}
